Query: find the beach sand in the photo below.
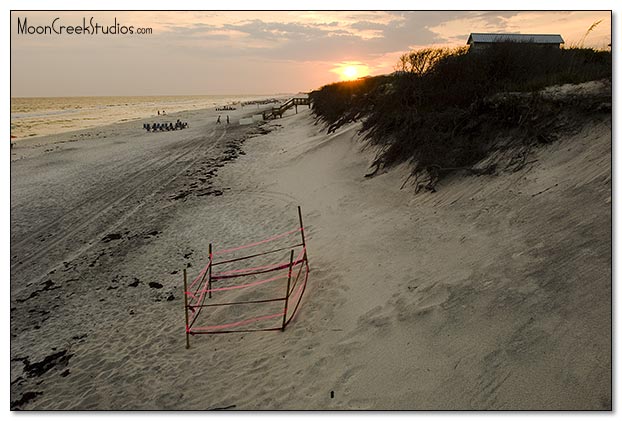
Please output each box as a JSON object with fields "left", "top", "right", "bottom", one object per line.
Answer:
{"left": 10, "top": 101, "right": 611, "bottom": 409}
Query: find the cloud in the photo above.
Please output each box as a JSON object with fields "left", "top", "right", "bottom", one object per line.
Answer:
{"left": 222, "top": 19, "right": 329, "bottom": 42}
{"left": 349, "top": 20, "right": 390, "bottom": 31}
{"left": 154, "top": 12, "right": 455, "bottom": 62}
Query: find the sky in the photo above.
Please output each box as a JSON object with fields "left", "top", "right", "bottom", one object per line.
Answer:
{"left": 10, "top": 10, "right": 612, "bottom": 97}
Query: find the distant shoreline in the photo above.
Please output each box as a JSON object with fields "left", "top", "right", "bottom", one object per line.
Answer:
{"left": 10, "top": 94, "right": 290, "bottom": 140}
{"left": 9, "top": 103, "right": 279, "bottom": 161}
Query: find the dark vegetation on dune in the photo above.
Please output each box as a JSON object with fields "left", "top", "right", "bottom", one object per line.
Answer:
{"left": 310, "top": 44, "right": 611, "bottom": 191}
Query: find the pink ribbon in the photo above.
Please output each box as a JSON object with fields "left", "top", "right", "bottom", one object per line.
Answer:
{"left": 190, "top": 312, "right": 285, "bottom": 332}
{"left": 214, "top": 228, "right": 302, "bottom": 255}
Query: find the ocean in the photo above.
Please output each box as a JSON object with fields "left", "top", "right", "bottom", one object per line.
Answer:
{"left": 10, "top": 94, "right": 282, "bottom": 139}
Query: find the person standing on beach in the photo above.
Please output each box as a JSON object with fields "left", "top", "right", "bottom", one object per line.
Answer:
{"left": 217, "top": 115, "right": 221, "bottom": 124}
{"left": 158, "top": 110, "right": 160, "bottom": 115}
{"left": 226, "top": 115, "right": 230, "bottom": 124}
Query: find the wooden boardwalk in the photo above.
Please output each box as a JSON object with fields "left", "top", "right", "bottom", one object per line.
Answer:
{"left": 262, "top": 96, "right": 311, "bottom": 120}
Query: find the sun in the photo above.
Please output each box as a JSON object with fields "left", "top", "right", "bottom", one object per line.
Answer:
{"left": 332, "top": 62, "right": 371, "bottom": 81}
{"left": 342, "top": 65, "right": 359, "bottom": 80}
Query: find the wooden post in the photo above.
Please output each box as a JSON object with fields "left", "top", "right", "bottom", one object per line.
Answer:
{"left": 298, "top": 206, "right": 310, "bottom": 273}
{"left": 282, "top": 250, "right": 295, "bottom": 331}
{"left": 298, "top": 206, "right": 308, "bottom": 263}
{"left": 183, "top": 269, "right": 190, "bottom": 349}
{"left": 208, "top": 243, "right": 213, "bottom": 299}
{"left": 295, "top": 104, "right": 298, "bottom": 114}
{"left": 297, "top": 206, "right": 306, "bottom": 249}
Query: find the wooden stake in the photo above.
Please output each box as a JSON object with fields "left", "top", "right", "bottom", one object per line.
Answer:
{"left": 297, "top": 206, "right": 309, "bottom": 270}
{"left": 282, "top": 250, "right": 294, "bottom": 331}
{"left": 297, "top": 206, "right": 306, "bottom": 249}
{"left": 183, "top": 268, "right": 190, "bottom": 349}
{"left": 208, "top": 243, "right": 213, "bottom": 299}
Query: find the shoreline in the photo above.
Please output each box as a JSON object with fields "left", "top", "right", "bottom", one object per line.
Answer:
{"left": 10, "top": 102, "right": 277, "bottom": 162}
{"left": 10, "top": 94, "right": 289, "bottom": 142}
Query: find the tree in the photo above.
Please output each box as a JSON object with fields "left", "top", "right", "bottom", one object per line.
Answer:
{"left": 395, "top": 47, "right": 467, "bottom": 76}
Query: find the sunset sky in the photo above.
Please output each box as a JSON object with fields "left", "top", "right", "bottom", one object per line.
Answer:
{"left": 10, "top": 10, "right": 612, "bottom": 97}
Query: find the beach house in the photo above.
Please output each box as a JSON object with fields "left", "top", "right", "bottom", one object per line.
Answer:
{"left": 467, "top": 33, "right": 565, "bottom": 52}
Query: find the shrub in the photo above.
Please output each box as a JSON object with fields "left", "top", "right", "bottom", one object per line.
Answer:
{"left": 310, "top": 44, "right": 611, "bottom": 190}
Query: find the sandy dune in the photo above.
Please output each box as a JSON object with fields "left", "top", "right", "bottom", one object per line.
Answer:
{"left": 10, "top": 102, "right": 611, "bottom": 409}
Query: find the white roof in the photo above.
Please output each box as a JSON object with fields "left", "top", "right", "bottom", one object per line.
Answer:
{"left": 467, "top": 33, "right": 564, "bottom": 45}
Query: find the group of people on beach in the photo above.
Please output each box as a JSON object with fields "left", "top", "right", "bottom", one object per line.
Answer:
{"left": 143, "top": 119, "right": 188, "bottom": 132}
{"left": 216, "top": 115, "right": 230, "bottom": 124}
{"left": 215, "top": 105, "right": 236, "bottom": 111}
{"left": 240, "top": 98, "right": 280, "bottom": 107}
